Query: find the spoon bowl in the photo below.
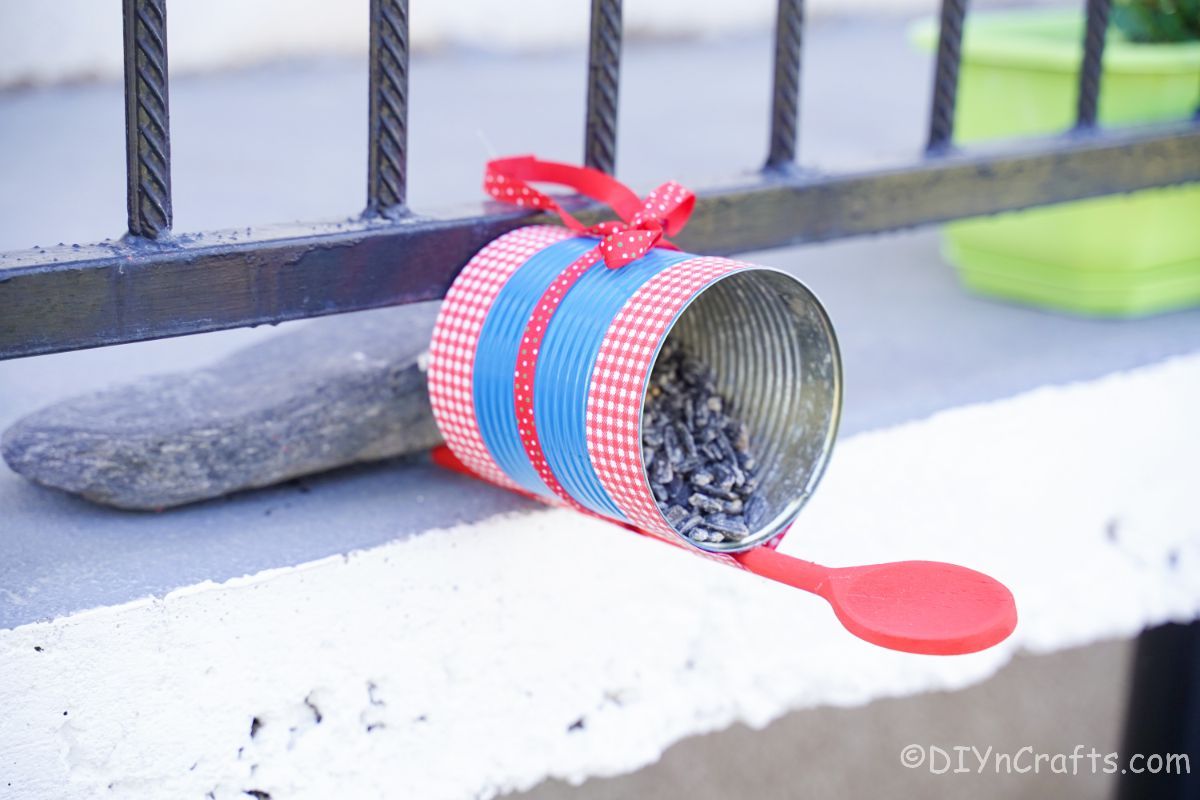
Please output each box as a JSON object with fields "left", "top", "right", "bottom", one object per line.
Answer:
{"left": 737, "top": 548, "right": 1017, "bottom": 655}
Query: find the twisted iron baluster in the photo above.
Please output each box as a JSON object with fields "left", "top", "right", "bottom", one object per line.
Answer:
{"left": 584, "top": 0, "right": 622, "bottom": 175}
{"left": 367, "top": 0, "right": 409, "bottom": 216}
{"left": 123, "top": 0, "right": 172, "bottom": 238}
{"left": 927, "top": 0, "right": 967, "bottom": 153}
{"left": 766, "top": 0, "right": 804, "bottom": 171}
{"left": 1076, "top": 0, "right": 1111, "bottom": 129}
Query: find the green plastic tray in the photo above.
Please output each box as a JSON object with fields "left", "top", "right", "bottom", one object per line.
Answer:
{"left": 912, "top": 12, "right": 1200, "bottom": 317}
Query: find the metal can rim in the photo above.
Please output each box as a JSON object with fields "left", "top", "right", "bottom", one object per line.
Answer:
{"left": 635, "top": 265, "right": 844, "bottom": 553}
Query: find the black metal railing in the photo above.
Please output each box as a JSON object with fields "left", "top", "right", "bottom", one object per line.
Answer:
{"left": 767, "top": 0, "right": 804, "bottom": 170}
{"left": 927, "top": 0, "right": 965, "bottom": 152}
{"left": 584, "top": 0, "right": 622, "bottom": 174}
{"left": 123, "top": 0, "right": 172, "bottom": 239}
{"left": 1076, "top": 0, "right": 1113, "bottom": 129}
{"left": 1, "top": 0, "right": 1198, "bottom": 360}
{"left": 366, "top": 0, "right": 410, "bottom": 219}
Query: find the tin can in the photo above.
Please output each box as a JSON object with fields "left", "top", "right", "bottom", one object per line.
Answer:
{"left": 428, "top": 225, "right": 842, "bottom": 553}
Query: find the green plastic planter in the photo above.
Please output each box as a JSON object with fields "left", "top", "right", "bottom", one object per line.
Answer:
{"left": 912, "top": 12, "right": 1200, "bottom": 317}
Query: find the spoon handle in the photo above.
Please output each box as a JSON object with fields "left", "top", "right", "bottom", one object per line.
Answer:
{"left": 735, "top": 545, "right": 832, "bottom": 596}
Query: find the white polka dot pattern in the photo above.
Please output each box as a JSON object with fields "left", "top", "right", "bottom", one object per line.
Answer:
{"left": 428, "top": 225, "right": 570, "bottom": 490}
{"left": 586, "top": 256, "right": 753, "bottom": 565}
{"left": 513, "top": 248, "right": 603, "bottom": 512}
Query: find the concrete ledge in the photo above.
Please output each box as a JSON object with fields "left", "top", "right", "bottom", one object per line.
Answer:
{"left": 3, "top": 355, "right": 1196, "bottom": 799}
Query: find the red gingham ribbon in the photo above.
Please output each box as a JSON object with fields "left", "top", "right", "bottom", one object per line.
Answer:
{"left": 484, "top": 155, "right": 695, "bottom": 270}
{"left": 428, "top": 225, "right": 571, "bottom": 492}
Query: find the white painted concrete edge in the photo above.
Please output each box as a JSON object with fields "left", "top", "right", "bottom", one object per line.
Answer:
{"left": 2, "top": 354, "right": 1197, "bottom": 799}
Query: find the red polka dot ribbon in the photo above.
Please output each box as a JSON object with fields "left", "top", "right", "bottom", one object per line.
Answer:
{"left": 511, "top": 248, "right": 602, "bottom": 511}
{"left": 484, "top": 155, "right": 696, "bottom": 270}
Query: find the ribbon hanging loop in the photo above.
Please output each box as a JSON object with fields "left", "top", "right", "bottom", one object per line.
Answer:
{"left": 484, "top": 155, "right": 696, "bottom": 269}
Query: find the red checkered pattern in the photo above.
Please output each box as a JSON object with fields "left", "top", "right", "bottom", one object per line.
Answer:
{"left": 586, "top": 256, "right": 754, "bottom": 563}
{"left": 428, "top": 225, "right": 570, "bottom": 490}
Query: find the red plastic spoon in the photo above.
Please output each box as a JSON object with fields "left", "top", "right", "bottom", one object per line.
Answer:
{"left": 735, "top": 546, "right": 1017, "bottom": 655}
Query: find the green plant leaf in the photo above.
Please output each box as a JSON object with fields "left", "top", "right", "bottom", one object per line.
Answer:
{"left": 1112, "top": 0, "right": 1200, "bottom": 43}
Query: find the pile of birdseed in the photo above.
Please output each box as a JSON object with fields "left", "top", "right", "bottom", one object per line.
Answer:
{"left": 642, "top": 340, "right": 766, "bottom": 545}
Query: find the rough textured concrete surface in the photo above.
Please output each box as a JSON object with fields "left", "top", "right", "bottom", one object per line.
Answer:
{"left": 1, "top": 303, "right": 444, "bottom": 509}
{"left": 3, "top": 355, "right": 1198, "bottom": 799}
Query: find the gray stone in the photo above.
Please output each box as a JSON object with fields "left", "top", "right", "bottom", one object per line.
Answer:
{"left": 1, "top": 304, "right": 445, "bottom": 510}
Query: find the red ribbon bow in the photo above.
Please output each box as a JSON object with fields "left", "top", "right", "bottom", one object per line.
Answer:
{"left": 484, "top": 155, "right": 695, "bottom": 269}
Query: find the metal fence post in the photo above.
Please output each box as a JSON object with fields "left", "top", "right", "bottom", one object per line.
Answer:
{"left": 766, "top": 0, "right": 805, "bottom": 171}
{"left": 367, "top": 0, "right": 410, "bottom": 217}
{"left": 123, "top": 0, "right": 173, "bottom": 239}
{"left": 584, "top": 0, "right": 622, "bottom": 175}
{"left": 1075, "top": 0, "right": 1112, "bottom": 129}
{"left": 927, "top": 0, "right": 967, "bottom": 153}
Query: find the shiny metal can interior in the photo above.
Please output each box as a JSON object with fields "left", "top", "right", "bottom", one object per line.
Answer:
{"left": 642, "top": 268, "right": 843, "bottom": 553}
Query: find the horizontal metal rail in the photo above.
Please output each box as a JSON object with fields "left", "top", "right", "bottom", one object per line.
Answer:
{"left": 3, "top": 120, "right": 1198, "bottom": 360}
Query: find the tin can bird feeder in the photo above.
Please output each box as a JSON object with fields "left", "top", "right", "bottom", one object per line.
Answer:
{"left": 429, "top": 156, "right": 1017, "bottom": 656}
